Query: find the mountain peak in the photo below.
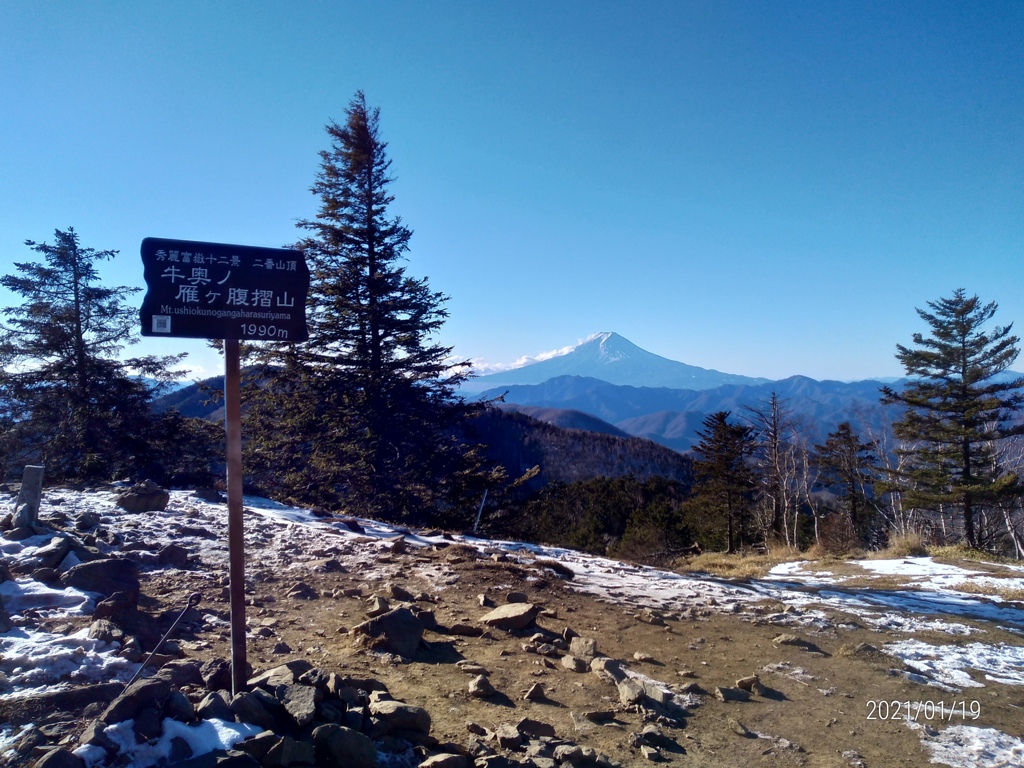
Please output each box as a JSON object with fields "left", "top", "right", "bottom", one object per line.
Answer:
{"left": 462, "top": 332, "right": 771, "bottom": 393}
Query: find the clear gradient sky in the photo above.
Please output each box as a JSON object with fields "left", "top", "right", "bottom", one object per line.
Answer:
{"left": 2, "top": 1, "right": 1021, "bottom": 382}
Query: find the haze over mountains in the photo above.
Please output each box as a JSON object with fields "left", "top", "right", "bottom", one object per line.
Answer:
{"left": 468, "top": 332, "right": 897, "bottom": 452}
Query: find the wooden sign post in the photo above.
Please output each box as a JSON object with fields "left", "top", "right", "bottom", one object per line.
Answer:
{"left": 140, "top": 237, "right": 309, "bottom": 694}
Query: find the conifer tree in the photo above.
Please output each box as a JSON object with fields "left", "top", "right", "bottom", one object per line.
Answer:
{"left": 244, "top": 92, "right": 492, "bottom": 521}
{"left": 815, "top": 422, "right": 879, "bottom": 543}
{"left": 689, "top": 411, "right": 757, "bottom": 553}
{"left": 881, "top": 289, "right": 1024, "bottom": 547}
{"left": 0, "top": 229, "right": 187, "bottom": 480}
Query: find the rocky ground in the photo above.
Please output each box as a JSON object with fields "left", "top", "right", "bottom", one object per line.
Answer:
{"left": 2, "top": 485, "right": 1023, "bottom": 767}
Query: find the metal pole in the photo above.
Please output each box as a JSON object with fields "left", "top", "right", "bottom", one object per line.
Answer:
{"left": 124, "top": 592, "right": 202, "bottom": 690}
{"left": 224, "top": 338, "right": 247, "bottom": 695}
{"left": 473, "top": 489, "right": 488, "bottom": 534}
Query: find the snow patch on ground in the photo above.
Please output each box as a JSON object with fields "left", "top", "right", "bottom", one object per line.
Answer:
{"left": 0, "top": 626, "right": 136, "bottom": 699}
{"left": 909, "top": 723, "right": 1024, "bottom": 768}
{"left": 74, "top": 717, "right": 262, "bottom": 768}
{"left": 885, "top": 639, "right": 1024, "bottom": 690}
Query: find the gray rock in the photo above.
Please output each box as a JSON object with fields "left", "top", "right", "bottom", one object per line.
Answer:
{"left": 76, "top": 512, "right": 101, "bottom": 531}
{"left": 230, "top": 691, "right": 276, "bottom": 730}
{"left": 169, "top": 736, "right": 193, "bottom": 763}
{"left": 715, "top": 686, "right": 751, "bottom": 703}
{"left": 639, "top": 680, "right": 671, "bottom": 705}
{"left": 158, "top": 544, "right": 189, "bottom": 568}
{"left": 196, "top": 690, "right": 235, "bottom": 721}
{"left": 32, "top": 748, "right": 84, "bottom": 768}
{"left": 281, "top": 683, "right": 321, "bottom": 727}
{"left": 411, "top": 606, "right": 438, "bottom": 631}
{"left": 772, "top": 633, "right": 823, "bottom": 653}
{"left": 506, "top": 591, "right": 529, "bottom": 603}
{"left": 100, "top": 677, "right": 172, "bottom": 724}
{"left": 192, "top": 487, "right": 223, "bottom": 503}
{"left": 494, "top": 723, "right": 521, "bottom": 750}
{"left": 86, "top": 619, "right": 122, "bottom": 644}
{"left": 729, "top": 718, "right": 755, "bottom": 738}
{"left": 78, "top": 721, "right": 118, "bottom": 754}
{"left": 468, "top": 675, "right": 495, "bottom": 698}
{"left": 568, "top": 637, "right": 597, "bottom": 659}
{"left": 386, "top": 582, "right": 416, "bottom": 602}
{"left": 60, "top": 558, "right": 140, "bottom": 604}
{"left": 515, "top": 718, "right": 555, "bottom": 738}
{"left": 735, "top": 675, "right": 759, "bottom": 691}
{"left": 419, "top": 755, "right": 469, "bottom": 768}
{"left": 590, "top": 657, "right": 625, "bottom": 682}
{"left": 638, "top": 724, "right": 675, "bottom": 749}
{"left": 247, "top": 660, "right": 312, "bottom": 690}
{"left": 115, "top": 480, "right": 169, "bottom": 513}
{"left": 369, "top": 700, "right": 431, "bottom": 733}
{"left": 32, "top": 536, "right": 71, "bottom": 569}
{"left": 31, "top": 567, "right": 60, "bottom": 584}
{"left": 201, "top": 659, "right": 232, "bottom": 691}
{"left": 133, "top": 705, "right": 164, "bottom": 741}
{"left": 640, "top": 745, "right": 664, "bottom": 761}
{"left": 155, "top": 660, "right": 204, "bottom": 688}
{"left": 523, "top": 683, "right": 545, "bottom": 701}
{"left": 561, "top": 655, "right": 589, "bottom": 673}
{"left": 312, "top": 724, "right": 378, "bottom": 768}
{"left": 165, "top": 690, "right": 196, "bottom": 723}
{"left": 286, "top": 581, "right": 318, "bottom": 600}
{"left": 366, "top": 595, "right": 391, "bottom": 617}
{"left": 264, "top": 735, "right": 316, "bottom": 766}
{"left": 233, "top": 731, "right": 279, "bottom": 762}
{"left": 552, "top": 745, "right": 584, "bottom": 764}
{"left": 617, "top": 679, "right": 645, "bottom": 706}
{"left": 351, "top": 607, "right": 424, "bottom": 658}
{"left": 479, "top": 603, "right": 539, "bottom": 631}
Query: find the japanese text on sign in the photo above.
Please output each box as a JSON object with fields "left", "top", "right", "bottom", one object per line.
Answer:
{"left": 140, "top": 238, "right": 309, "bottom": 342}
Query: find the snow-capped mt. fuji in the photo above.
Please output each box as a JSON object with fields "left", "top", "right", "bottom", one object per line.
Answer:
{"left": 462, "top": 332, "right": 771, "bottom": 392}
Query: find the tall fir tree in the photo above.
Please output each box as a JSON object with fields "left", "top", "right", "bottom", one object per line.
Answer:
{"left": 880, "top": 289, "right": 1024, "bottom": 547}
{"left": 244, "top": 92, "right": 493, "bottom": 521}
{"left": 689, "top": 411, "right": 757, "bottom": 553}
{"left": 815, "top": 422, "right": 879, "bottom": 544}
{"left": 0, "top": 229, "right": 189, "bottom": 481}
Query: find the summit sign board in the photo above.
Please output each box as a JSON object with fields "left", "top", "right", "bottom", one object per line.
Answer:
{"left": 140, "top": 237, "right": 309, "bottom": 342}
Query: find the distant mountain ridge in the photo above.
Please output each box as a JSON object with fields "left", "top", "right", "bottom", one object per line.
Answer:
{"left": 481, "top": 375, "right": 895, "bottom": 452}
{"left": 462, "top": 332, "right": 772, "bottom": 393}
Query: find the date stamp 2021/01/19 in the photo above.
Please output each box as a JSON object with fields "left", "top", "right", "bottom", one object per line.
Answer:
{"left": 866, "top": 700, "right": 980, "bottom": 722}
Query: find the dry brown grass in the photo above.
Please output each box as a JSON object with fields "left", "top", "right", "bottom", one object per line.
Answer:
{"left": 675, "top": 548, "right": 802, "bottom": 580}
{"left": 803, "top": 542, "right": 865, "bottom": 562}
{"left": 872, "top": 530, "right": 929, "bottom": 558}
{"left": 930, "top": 543, "right": 1022, "bottom": 566}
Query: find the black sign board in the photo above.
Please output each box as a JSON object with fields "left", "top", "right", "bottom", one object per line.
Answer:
{"left": 140, "top": 237, "right": 309, "bottom": 341}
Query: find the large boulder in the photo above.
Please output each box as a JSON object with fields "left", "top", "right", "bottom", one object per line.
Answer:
{"left": 115, "top": 480, "right": 169, "bottom": 513}
{"left": 479, "top": 603, "right": 539, "bottom": 631}
{"left": 368, "top": 700, "right": 431, "bottom": 734}
{"left": 60, "top": 559, "right": 140, "bottom": 603}
{"left": 351, "top": 607, "right": 424, "bottom": 658}
{"left": 312, "top": 724, "right": 378, "bottom": 768}
{"left": 99, "top": 677, "right": 172, "bottom": 724}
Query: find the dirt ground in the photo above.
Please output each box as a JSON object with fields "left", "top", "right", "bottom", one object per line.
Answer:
{"left": 22, "top": 533, "right": 1023, "bottom": 768}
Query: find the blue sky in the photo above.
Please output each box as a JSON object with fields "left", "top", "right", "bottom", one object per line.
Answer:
{"left": 1, "top": 1, "right": 1021, "bottom": 382}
